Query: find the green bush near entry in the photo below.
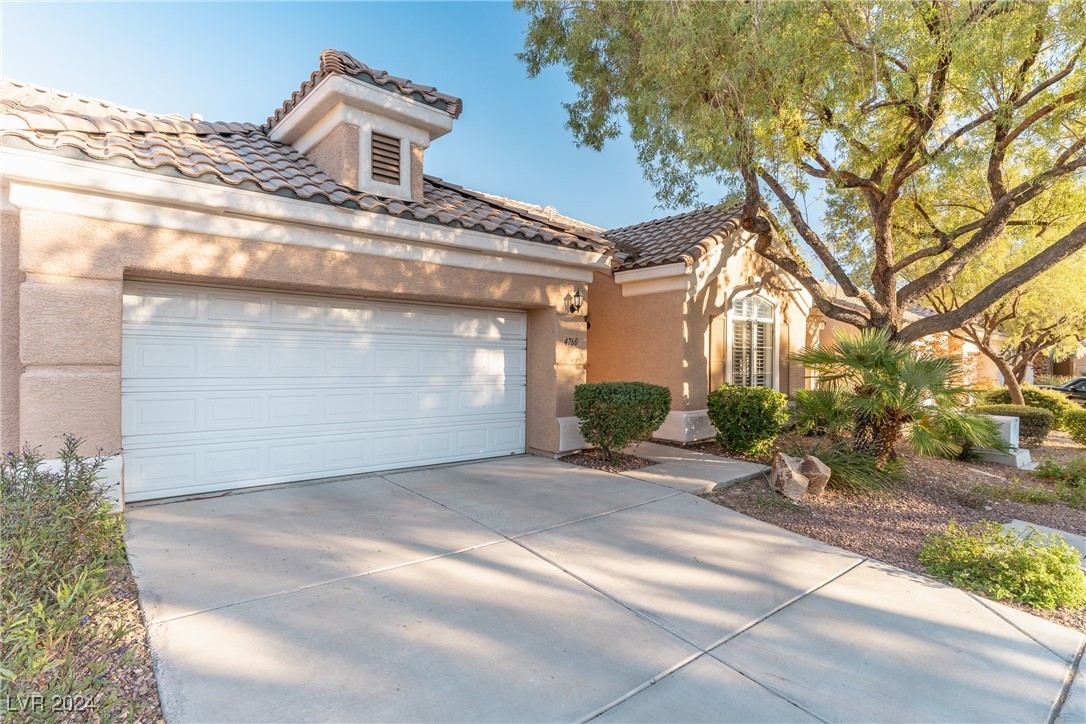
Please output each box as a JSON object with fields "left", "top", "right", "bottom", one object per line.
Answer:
{"left": 574, "top": 382, "right": 671, "bottom": 461}
{"left": 707, "top": 384, "right": 789, "bottom": 457}
{"left": 919, "top": 521, "right": 1086, "bottom": 610}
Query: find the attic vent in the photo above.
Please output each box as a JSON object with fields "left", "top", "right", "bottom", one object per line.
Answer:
{"left": 371, "top": 132, "right": 401, "bottom": 185}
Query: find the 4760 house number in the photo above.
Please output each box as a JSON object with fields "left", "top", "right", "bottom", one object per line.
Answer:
{"left": 564, "top": 337, "right": 580, "bottom": 346}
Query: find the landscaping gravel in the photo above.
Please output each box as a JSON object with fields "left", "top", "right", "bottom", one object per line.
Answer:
{"left": 66, "top": 559, "right": 164, "bottom": 723}
{"left": 562, "top": 449, "right": 658, "bottom": 474}
{"left": 707, "top": 432, "right": 1086, "bottom": 633}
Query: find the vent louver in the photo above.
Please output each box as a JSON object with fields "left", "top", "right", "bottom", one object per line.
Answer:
{"left": 371, "top": 132, "right": 401, "bottom": 185}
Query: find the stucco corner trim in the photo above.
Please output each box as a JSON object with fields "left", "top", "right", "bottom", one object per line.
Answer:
{"left": 612, "top": 263, "right": 691, "bottom": 298}
{"left": 652, "top": 409, "right": 717, "bottom": 444}
{"left": 557, "top": 416, "right": 591, "bottom": 453}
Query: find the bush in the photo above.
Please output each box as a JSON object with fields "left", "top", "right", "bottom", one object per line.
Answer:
{"left": 977, "top": 384, "right": 1078, "bottom": 429}
{"left": 793, "top": 388, "right": 853, "bottom": 439}
{"left": 1036, "top": 375, "right": 1074, "bottom": 387}
{"left": 1, "top": 436, "right": 129, "bottom": 707}
{"left": 574, "top": 382, "right": 671, "bottom": 460}
{"left": 707, "top": 384, "right": 789, "bottom": 457}
{"left": 776, "top": 435, "right": 900, "bottom": 494}
{"left": 971, "top": 404, "right": 1054, "bottom": 448}
{"left": 1034, "top": 457, "right": 1086, "bottom": 510}
{"left": 919, "top": 521, "right": 1086, "bottom": 610}
{"left": 1064, "top": 408, "right": 1086, "bottom": 447}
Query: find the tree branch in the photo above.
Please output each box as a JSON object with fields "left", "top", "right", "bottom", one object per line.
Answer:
{"left": 898, "top": 220, "right": 1086, "bottom": 343}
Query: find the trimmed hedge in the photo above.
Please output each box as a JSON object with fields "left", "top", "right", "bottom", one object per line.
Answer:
{"left": 972, "top": 404, "right": 1054, "bottom": 449}
{"left": 574, "top": 382, "right": 671, "bottom": 460}
{"left": 977, "top": 385, "right": 1078, "bottom": 429}
{"left": 707, "top": 384, "right": 789, "bottom": 456}
{"left": 1065, "top": 408, "right": 1086, "bottom": 447}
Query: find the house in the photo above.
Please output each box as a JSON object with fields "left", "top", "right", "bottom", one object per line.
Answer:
{"left": 0, "top": 49, "right": 1001, "bottom": 508}
{"left": 1, "top": 51, "right": 616, "bottom": 506}
{"left": 582, "top": 207, "right": 814, "bottom": 443}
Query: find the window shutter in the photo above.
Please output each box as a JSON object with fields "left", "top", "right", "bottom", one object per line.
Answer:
{"left": 371, "top": 132, "right": 401, "bottom": 185}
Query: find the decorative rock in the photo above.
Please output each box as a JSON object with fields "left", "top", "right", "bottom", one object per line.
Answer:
{"left": 770, "top": 453, "right": 809, "bottom": 501}
{"left": 800, "top": 455, "right": 832, "bottom": 497}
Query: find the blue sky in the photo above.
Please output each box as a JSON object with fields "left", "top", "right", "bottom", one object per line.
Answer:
{"left": 1, "top": 1, "right": 735, "bottom": 231}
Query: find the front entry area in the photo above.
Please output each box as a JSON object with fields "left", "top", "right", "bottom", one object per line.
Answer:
{"left": 121, "top": 281, "right": 527, "bottom": 501}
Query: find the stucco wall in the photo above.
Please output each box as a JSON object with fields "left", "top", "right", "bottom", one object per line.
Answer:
{"left": 307, "top": 123, "right": 360, "bottom": 189}
{"left": 584, "top": 270, "right": 688, "bottom": 406}
{"left": 685, "top": 249, "right": 808, "bottom": 406}
{"left": 1, "top": 201, "right": 21, "bottom": 452}
{"left": 10, "top": 207, "right": 588, "bottom": 458}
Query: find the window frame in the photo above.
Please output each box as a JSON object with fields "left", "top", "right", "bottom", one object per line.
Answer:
{"left": 725, "top": 294, "right": 779, "bottom": 390}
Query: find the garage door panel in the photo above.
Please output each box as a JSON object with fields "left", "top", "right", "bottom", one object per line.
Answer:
{"left": 123, "top": 282, "right": 527, "bottom": 501}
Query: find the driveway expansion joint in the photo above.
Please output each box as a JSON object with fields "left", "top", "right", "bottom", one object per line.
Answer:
{"left": 1051, "top": 636, "right": 1085, "bottom": 724}
{"left": 969, "top": 592, "right": 1085, "bottom": 665}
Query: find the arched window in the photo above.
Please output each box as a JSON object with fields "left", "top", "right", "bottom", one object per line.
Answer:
{"left": 729, "top": 296, "right": 775, "bottom": 388}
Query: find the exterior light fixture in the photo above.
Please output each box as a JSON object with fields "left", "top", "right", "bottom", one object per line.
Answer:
{"left": 566, "top": 289, "right": 584, "bottom": 314}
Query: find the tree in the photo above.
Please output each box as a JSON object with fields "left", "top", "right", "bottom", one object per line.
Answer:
{"left": 927, "top": 235, "right": 1086, "bottom": 404}
{"left": 794, "top": 329, "right": 999, "bottom": 467}
{"left": 517, "top": 1, "right": 1086, "bottom": 342}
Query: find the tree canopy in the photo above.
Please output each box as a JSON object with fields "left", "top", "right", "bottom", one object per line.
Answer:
{"left": 517, "top": 0, "right": 1086, "bottom": 342}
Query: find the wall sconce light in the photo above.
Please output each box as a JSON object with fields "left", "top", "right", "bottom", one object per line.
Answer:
{"left": 565, "top": 289, "right": 584, "bottom": 314}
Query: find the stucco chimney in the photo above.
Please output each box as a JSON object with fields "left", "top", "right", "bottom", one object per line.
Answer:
{"left": 267, "top": 50, "right": 461, "bottom": 203}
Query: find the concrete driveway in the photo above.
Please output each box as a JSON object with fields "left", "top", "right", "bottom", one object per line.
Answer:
{"left": 126, "top": 455, "right": 1085, "bottom": 723}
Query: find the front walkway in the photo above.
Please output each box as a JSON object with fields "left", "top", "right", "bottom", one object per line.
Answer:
{"left": 126, "top": 455, "right": 1083, "bottom": 723}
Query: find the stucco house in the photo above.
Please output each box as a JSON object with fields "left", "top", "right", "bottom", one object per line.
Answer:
{"left": 0, "top": 49, "right": 994, "bottom": 508}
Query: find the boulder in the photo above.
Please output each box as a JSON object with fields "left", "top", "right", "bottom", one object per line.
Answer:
{"left": 800, "top": 455, "right": 832, "bottom": 497}
{"left": 770, "top": 453, "right": 809, "bottom": 501}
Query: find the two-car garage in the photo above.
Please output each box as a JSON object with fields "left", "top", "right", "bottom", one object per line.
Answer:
{"left": 121, "top": 281, "right": 527, "bottom": 502}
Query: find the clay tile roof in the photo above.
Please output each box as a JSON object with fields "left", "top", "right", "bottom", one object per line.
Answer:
{"left": 1, "top": 77, "right": 609, "bottom": 254}
{"left": 266, "top": 49, "right": 463, "bottom": 129}
{"left": 605, "top": 205, "right": 744, "bottom": 270}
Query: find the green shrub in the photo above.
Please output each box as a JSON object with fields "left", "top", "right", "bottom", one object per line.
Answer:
{"left": 574, "top": 382, "right": 671, "bottom": 460}
{"left": 707, "top": 384, "right": 789, "bottom": 456}
{"left": 919, "top": 521, "right": 1086, "bottom": 610}
{"left": 1034, "top": 457, "right": 1086, "bottom": 510}
{"left": 969, "top": 482, "right": 1061, "bottom": 506}
{"left": 1064, "top": 408, "right": 1086, "bottom": 447}
{"left": 1, "top": 436, "right": 129, "bottom": 707}
{"left": 793, "top": 388, "right": 853, "bottom": 439}
{"left": 971, "top": 404, "right": 1054, "bottom": 448}
{"left": 1036, "top": 375, "right": 1074, "bottom": 387}
{"left": 776, "top": 435, "right": 900, "bottom": 494}
{"left": 977, "top": 384, "right": 1078, "bottom": 429}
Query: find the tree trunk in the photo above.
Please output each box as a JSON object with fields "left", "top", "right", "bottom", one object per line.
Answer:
{"left": 852, "top": 411, "right": 876, "bottom": 455}
{"left": 999, "top": 358, "right": 1026, "bottom": 405}
{"left": 873, "top": 420, "right": 901, "bottom": 469}
{"left": 977, "top": 344, "right": 1025, "bottom": 405}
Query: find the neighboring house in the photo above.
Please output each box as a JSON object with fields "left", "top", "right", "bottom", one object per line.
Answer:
{"left": 814, "top": 284, "right": 1005, "bottom": 388}
{"left": 1052, "top": 344, "right": 1086, "bottom": 378}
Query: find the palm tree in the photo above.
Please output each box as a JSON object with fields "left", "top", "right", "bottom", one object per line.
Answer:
{"left": 794, "top": 329, "right": 1000, "bottom": 468}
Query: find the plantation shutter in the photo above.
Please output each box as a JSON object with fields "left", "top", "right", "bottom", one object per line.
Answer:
{"left": 730, "top": 296, "right": 775, "bottom": 389}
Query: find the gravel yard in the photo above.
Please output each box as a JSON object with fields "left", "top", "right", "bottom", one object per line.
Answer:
{"left": 707, "top": 431, "right": 1086, "bottom": 633}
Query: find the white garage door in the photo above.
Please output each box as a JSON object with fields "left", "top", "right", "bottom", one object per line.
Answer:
{"left": 121, "top": 281, "right": 527, "bottom": 501}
